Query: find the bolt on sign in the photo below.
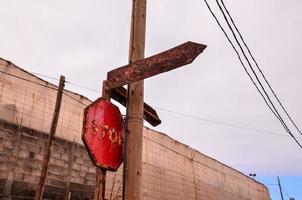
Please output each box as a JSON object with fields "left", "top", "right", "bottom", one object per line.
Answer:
{"left": 82, "top": 97, "right": 125, "bottom": 171}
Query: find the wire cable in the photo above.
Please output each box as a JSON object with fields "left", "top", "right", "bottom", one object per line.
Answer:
{"left": 282, "top": 189, "right": 291, "bottom": 198}
{"left": 65, "top": 81, "right": 100, "bottom": 93}
{"left": 202, "top": 0, "right": 279, "bottom": 120}
{"left": 31, "top": 72, "right": 60, "bottom": 81}
{"left": 0, "top": 70, "right": 57, "bottom": 90}
{"left": 0, "top": 69, "right": 90, "bottom": 108}
{"left": 63, "top": 92, "right": 89, "bottom": 107}
{"left": 219, "top": 0, "right": 302, "bottom": 137}
{"left": 155, "top": 106, "right": 294, "bottom": 138}
{"left": 32, "top": 71, "right": 101, "bottom": 94}
{"left": 214, "top": 0, "right": 294, "bottom": 138}
{"left": 214, "top": 0, "right": 302, "bottom": 149}
{"left": 202, "top": 0, "right": 302, "bottom": 149}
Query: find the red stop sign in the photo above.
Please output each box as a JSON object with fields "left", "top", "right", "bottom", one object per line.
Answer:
{"left": 82, "top": 98, "right": 124, "bottom": 171}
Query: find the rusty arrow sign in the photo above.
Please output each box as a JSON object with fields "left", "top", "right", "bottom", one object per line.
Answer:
{"left": 107, "top": 41, "right": 207, "bottom": 89}
{"left": 111, "top": 86, "right": 161, "bottom": 126}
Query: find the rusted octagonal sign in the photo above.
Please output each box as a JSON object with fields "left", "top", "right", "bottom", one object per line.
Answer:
{"left": 82, "top": 98, "right": 124, "bottom": 171}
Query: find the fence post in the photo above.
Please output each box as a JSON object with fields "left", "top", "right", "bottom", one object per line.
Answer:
{"left": 35, "top": 75, "right": 65, "bottom": 200}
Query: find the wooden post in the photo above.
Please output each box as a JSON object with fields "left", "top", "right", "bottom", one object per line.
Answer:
{"left": 34, "top": 75, "right": 65, "bottom": 200}
{"left": 94, "top": 80, "right": 111, "bottom": 200}
{"left": 94, "top": 168, "right": 106, "bottom": 200}
{"left": 123, "top": 0, "right": 146, "bottom": 200}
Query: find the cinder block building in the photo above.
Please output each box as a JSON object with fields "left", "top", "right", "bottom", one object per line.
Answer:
{"left": 0, "top": 57, "right": 270, "bottom": 199}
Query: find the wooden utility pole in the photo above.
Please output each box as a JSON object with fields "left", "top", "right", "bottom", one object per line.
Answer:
{"left": 35, "top": 75, "right": 65, "bottom": 200}
{"left": 94, "top": 168, "right": 106, "bottom": 200}
{"left": 94, "top": 81, "right": 111, "bottom": 200}
{"left": 123, "top": 0, "right": 146, "bottom": 200}
{"left": 277, "top": 176, "right": 284, "bottom": 200}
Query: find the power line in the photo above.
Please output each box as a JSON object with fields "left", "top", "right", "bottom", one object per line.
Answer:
{"left": 214, "top": 0, "right": 302, "bottom": 149}
{"left": 63, "top": 92, "right": 90, "bottom": 107}
{"left": 282, "top": 188, "right": 291, "bottom": 199}
{"left": 0, "top": 70, "right": 57, "bottom": 90}
{"left": 65, "top": 81, "right": 100, "bottom": 93}
{"left": 32, "top": 71, "right": 101, "bottom": 93}
{"left": 202, "top": 0, "right": 302, "bottom": 149}
{"left": 0, "top": 69, "right": 90, "bottom": 107}
{"left": 219, "top": 0, "right": 302, "bottom": 137}
{"left": 263, "top": 183, "right": 279, "bottom": 186}
{"left": 201, "top": 0, "right": 278, "bottom": 119}
{"left": 214, "top": 0, "right": 297, "bottom": 144}
{"left": 31, "top": 72, "right": 60, "bottom": 81}
{"left": 155, "top": 106, "right": 298, "bottom": 138}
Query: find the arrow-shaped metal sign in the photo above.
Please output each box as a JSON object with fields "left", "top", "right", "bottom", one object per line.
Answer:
{"left": 107, "top": 41, "right": 207, "bottom": 89}
{"left": 111, "top": 86, "right": 161, "bottom": 126}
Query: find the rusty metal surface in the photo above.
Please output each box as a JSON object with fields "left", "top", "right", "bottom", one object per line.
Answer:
{"left": 107, "top": 41, "right": 207, "bottom": 88}
{"left": 111, "top": 86, "right": 161, "bottom": 126}
{"left": 82, "top": 98, "right": 124, "bottom": 171}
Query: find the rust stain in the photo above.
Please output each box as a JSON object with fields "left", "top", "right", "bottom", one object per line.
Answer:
{"left": 107, "top": 41, "right": 207, "bottom": 88}
{"left": 111, "top": 86, "right": 161, "bottom": 126}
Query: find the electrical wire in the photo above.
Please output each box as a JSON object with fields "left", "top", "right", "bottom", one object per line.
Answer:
{"left": 214, "top": 0, "right": 295, "bottom": 142}
{"left": 201, "top": 1, "right": 279, "bottom": 120}
{"left": 65, "top": 81, "right": 100, "bottom": 93}
{"left": 63, "top": 92, "right": 90, "bottom": 107}
{"left": 263, "top": 183, "right": 278, "bottom": 186}
{"left": 31, "top": 72, "right": 60, "bottom": 81}
{"left": 0, "top": 70, "right": 93, "bottom": 106}
{"left": 155, "top": 106, "right": 293, "bottom": 138}
{"left": 214, "top": 0, "right": 302, "bottom": 149}
{"left": 219, "top": 0, "right": 302, "bottom": 137}
{"left": 0, "top": 70, "right": 57, "bottom": 90}
{"left": 32, "top": 71, "right": 101, "bottom": 93}
{"left": 282, "top": 188, "right": 292, "bottom": 199}
{"left": 202, "top": 0, "right": 302, "bottom": 149}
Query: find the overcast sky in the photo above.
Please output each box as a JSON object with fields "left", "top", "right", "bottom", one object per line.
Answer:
{"left": 0, "top": 0, "right": 301, "bottom": 177}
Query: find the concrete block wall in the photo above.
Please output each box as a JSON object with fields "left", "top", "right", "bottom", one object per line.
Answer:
{"left": 0, "top": 121, "right": 89, "bottom": 199}
{"left": 0, "top": 120, "right": 270, "bottom": 200}
{"left": 0, "top": 120, "right": 123, "bottom": 199}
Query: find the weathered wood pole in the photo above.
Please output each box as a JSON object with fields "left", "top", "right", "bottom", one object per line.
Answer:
{"left": 94, "top": 168, "right": 106, "bottom": 200}
{"left": 123, "top": 0, "right": 146, "bottom": 200}
{"left": 94, "top": 81, "right": 111, "bottom": 200}
{"left": 35, "top": 75, "right": 65, "bottom": 200}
